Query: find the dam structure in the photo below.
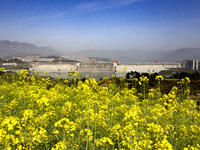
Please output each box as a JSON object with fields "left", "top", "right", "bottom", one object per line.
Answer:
{"left": 115, "top": 62, "right": 183, "bottom": 73}
{"left": 29, "top": 61, "right": 184, "bottom": 74}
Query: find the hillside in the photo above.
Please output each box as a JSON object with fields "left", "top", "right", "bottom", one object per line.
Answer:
{"left": 1, "top": 40, "right": 199, "bottom": 62}
{"left": 157, "top": 48, "right": 200, "bottom": 62}
{"left": 67, "top": 49, "right": 166, "bottom": 62}
{"left": 0, "top": 40, "right": 58, "bottom": 58}
{"left": 66, "top": 48, "right": 200, "bottom": 62}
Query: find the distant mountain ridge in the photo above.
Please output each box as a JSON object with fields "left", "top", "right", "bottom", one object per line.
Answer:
{"left": 1, "top": 40, "right": 199, "bottom": 62}
{"left": 0, "top": 40, "right": 58, "bottom": 58}
{"left": 67, "top": 48, "right": 200, "bottom": 62}
{"left": 157, "top": 48, "right": 200, "bottom": 62}
{"left": 67, "top": 49, "right": 164, "bottom": 62}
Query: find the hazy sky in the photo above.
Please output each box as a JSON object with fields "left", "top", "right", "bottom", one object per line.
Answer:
{"left": 1, "top": 0, "right": 200, "bottom": 52}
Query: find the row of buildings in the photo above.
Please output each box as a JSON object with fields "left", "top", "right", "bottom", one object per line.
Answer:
{"left": 12, "top": 56, "right": 89, "bottom": 63}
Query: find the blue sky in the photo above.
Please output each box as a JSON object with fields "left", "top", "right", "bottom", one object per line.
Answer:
{"left": 0, "top": 0, "right": 200, "bottom": 52}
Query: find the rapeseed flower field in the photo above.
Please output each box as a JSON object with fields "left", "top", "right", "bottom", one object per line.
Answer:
{"left": 0, "top": 69, "right": 200, "bottom": 150}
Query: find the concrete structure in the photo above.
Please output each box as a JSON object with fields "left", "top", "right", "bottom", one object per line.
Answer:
{"left": 28, "top": 61, "right": 187, "bottom": 73}
{"left": 2, "top": 63, "right": 17, "bottom": 66}
{"left": 115, "top": 62, "right": 183, "bottom": 73}
{"left": 78, "top": 63, "right": 114, "bottom": 72}
{"left": 185, "top": 60, "right": 199, "bottom": 70}
{"left": 29, "top": 62, "right": 76, "bottom": 72}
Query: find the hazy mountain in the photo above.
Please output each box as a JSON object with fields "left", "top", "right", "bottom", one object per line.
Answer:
{"left": 0, "top": 40, "right": 58, "bottom": 58}
{"left": 1, "top": 40, "right": 199, "bottom": 62}
{"left": 157, "top": 48, "right": 200, "bottom": 62}
{"left": 67, "top": 49, "right": 168, "bottom": 62}
{"left": 66, "top": 48, "right": 200, "bottom": 62}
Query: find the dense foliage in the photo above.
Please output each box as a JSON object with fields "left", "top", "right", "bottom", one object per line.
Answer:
{"left": 0, "top": 68, "right": 200, "bottom": 150}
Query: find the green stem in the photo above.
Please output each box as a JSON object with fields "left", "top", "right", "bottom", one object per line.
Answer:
{"left": 86, "top": 94, "right": 91, "bottom": 150}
